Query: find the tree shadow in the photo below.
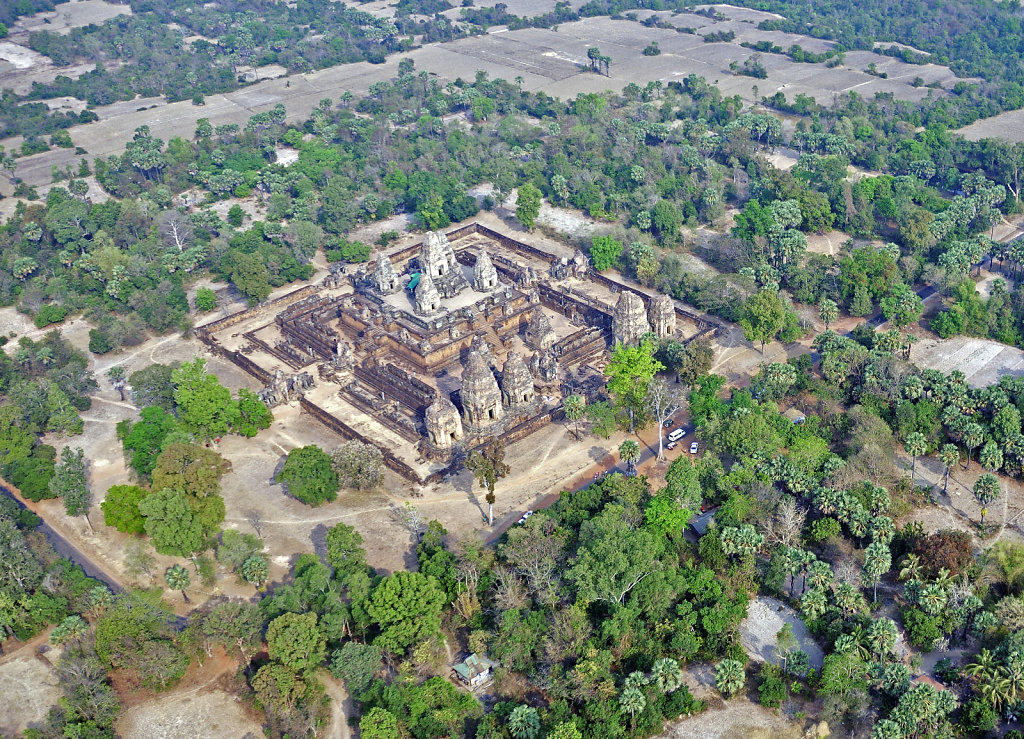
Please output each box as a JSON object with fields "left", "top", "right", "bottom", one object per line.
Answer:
{"left": 588, "top": 445, "right": 607, "bottom": 464}
{"left": 310, "top": 523, "right": 329, "bottom": 564}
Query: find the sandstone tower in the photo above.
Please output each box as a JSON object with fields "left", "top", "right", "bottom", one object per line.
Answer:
{"left": 461, "top": 350, "right": 504, "bottom": 427}
{"left": 612, "top": 291, "right": 650, "bottom": 346}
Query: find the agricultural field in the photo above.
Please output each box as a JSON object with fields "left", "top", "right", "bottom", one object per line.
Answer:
{"left": 956, "top": 108, "right": 1024, "bottom": 144}
{"left": 0, "top": 6, "right": 968, "bottom": 192}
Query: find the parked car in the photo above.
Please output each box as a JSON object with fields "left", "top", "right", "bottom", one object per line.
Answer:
{"left": 666, "top": 442, "right": 677, "bottom": 451}
{"left": 689, "top": 441, "right": 699, "bottom": 454}
{"left": 517, "top": 510, "right": 534, "bottom": 525}
{"left": 663, "top": 418, "right": 675, "bottom": 428}
{"left": 668, "top": 428, "right": 687, "bottom": 442}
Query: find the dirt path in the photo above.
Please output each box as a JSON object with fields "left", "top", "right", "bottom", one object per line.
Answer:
{"left": 318, "top": 670, "right": 353, "bottom": 739}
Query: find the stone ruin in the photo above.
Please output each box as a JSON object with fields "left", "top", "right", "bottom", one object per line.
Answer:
{"left": 612, "top": 291, "right": 651, "bottom": 346}
{"left": 649, "top": 294, "right": 676, "bottom": 339}
{"left": 211, "top": 224, "right": 696, "bottom": 474}
{"left": 461, "top": 350, "right": 505, "bottom": 428}
{"left": 258, "top": 369, "right": 316, "bottom": 407}
{"left": 524, "top": 308, "right": 557, "bottom": 352}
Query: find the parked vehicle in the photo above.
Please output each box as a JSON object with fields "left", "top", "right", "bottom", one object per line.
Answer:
{"left": 668, "top": 428, "right": 686, "bottom": 442}
{"left": 689, "top": 441, "right": 699, "bottom": 454}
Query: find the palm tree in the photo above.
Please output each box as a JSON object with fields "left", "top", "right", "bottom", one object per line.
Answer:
{"left": 619, "top": 439, "right": 641, "bottom": 477}
{"left": 973, "top": 473, "right": 1000, "bottom": 525}
{"left": 819, "top": 298, "right": 838, "bottom": 329}
{"left": 508, "top": 706, "right": 540, "bottom": 739}
{"left": 563, "top": 394, "right": 585, "bottom": 439}
{"left": 866, "top": 617, "right": 898, "bottom": 660}
{"left": 801, "top": 588, "right": 828, "bottom": 621}
{"left": 905, "top": 432, "right": 927, "bottom": 485}
{"left": 715, "top": 659, "right": 746, "bottom": 698}
{"left": 980, "top": 440, "right": 1004, "bottom": 473}
{"left": 898, "top": 553, "right": 922, "bottom": 582}
{"left": 963, "top": 423, "right": 985, "bottom": 469}
{"left": 165, "top": 564, "right": 191, "bottom": 603}
{"left": 107, "top": 366, "right": 127, "bottom": 401}
{"left": 806, "top": 560, "right": 833, "bottom": 591}
{"left": 652, "top": 658, "right": 683, "bottom": 693}
{"left": 939, "top": 444, "right": 960, "bottom": 495}
{"left": 618, "top": 686, "right": 647, "bottom": 728}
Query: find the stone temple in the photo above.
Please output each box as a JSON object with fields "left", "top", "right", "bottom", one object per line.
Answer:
{"left": 197, "top": 223, "right": 711, "bottom": 482}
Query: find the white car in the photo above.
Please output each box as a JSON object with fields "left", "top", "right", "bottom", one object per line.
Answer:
{"left": 666, "top": 442, "right": 677, "bottom": 451}
{"left": 689, "top": 441, "right": 699, "bottom": 454}
{"left": 517, "top": 510, "right": 534, "bottom": 525}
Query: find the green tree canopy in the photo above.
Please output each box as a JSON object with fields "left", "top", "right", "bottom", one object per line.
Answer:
{"left": 101, "top": 484, "right": 149, "bottom": 534}
{"left": 277, "top": 445, "right": 339, "bottom": 506}
{"left": 367, "top": 571, "right": 446, "bottom": 654}
{"left": 266, "top": 612, "right": 327, "bottom": 674}
{"left": 137, "top": 488, "right": 205, "bottom": 556}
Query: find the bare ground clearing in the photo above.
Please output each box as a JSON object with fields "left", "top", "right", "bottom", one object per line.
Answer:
{"left": 911, "top": 335, "right": 1024, "bottom": 388}
{"left": 0, "top": 654, "right": 61, "bottom": 737}
{"left": 660, "top": 698, "right": 806, "bottom": 739}
{"left": 956, "top": 108, "right": 1024, "bottom": 144}
{"left": 739, "top": 596, "right": 824, "bottom": 670}
{"left": 115, "top": 650, "right": 262, "bottom": 739}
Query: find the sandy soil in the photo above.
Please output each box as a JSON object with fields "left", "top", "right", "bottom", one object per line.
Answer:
{"left": 117, "top": 687, "right": 262, "bottom": 738}
{"left": 0, "top": 654, "right": 61, "bottom": 737}
{"left": 739, "top": 596, "right": 824, "bottom": 670}
{"left": 911, "top": 335, "right": 1024, "bottom": 388}
{"left": 0, "top": 41, "right": 46, "bottom": 70}
{"left": 957, "top": 108, "right": 1024, "bottom": 144}
{"left": 662, "top": 699, "right": 806, "bottom": 739}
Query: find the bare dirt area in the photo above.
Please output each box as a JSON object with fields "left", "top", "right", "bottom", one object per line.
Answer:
{"left": 7, "top": 0, "right": 131, "bottom": 38}
{"left": 117, "top": 689, "right": 262, "bottom": 739}
{"left": 804, "top": 229, "right": 853, "bottom": 257}
{"left": 661, "top": 699, "right": 806, "bottom": 739}
{"left": 911, "top": 335, "right": 1024, "bottom": 388}
{"left": 0, "top": 654, "right": 61, "bottom": 737}
{"left": 739, "top": 596, "right": 824, "bottom": 670}
{"left": 956, "top": 108, "right": 1024, "bottom": 144}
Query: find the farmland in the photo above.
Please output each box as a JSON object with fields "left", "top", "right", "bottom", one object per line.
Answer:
{"left": 0, "top": 6, "right": 968, "bottom": 192}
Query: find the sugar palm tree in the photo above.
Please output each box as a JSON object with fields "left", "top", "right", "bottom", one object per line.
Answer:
{"left": 866, "top": 617, "right": 898, "bottom": 660}
{"left": 963, "top": 423, "right": 985, "bottom": 469}
{"left": 973, "top": 473, "right": 1000, "bottom": 525}
{"left": 898, "top": 553, "right": 922, "bottom": 582}
{"left": 619, "top": 439, "right": 641, "bottom": 476}
{"left": 980, "top": 440, "right": 1004, "bottom": 473}
{"left": 801, "top": 588, "right": 828, "bottom": 621}
{"left": 165, "top": 564, "right": 191, "bottom": 603}
{"left": 715, "top": 659, "right": 746, "bottom": 698}
{"left": 939, "top": 444, "right": 960, "bottom": 495}
{"left": 652, "top": 657, "right": 683, "bottom": 694}
{"left": 618, "top": 686, "right": 646, "bottom": 728}
{"left": 905, "top": 432, "right": 927, "bottom": 485}
{"left": 508, "top": 706, "right": 540, "bottom": 739}
{"left": 563, "top": 394, "right": 585, "bottom": 439}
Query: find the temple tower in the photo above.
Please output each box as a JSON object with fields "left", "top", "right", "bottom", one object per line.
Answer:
{"left": 501, "top": 352, "right": 535, "bottom": 407}
{"left": 612, "top": 292, "right": 650, "bottom": 346}
{"left": 461, "top": 350, "right": 503, "bottom": 427}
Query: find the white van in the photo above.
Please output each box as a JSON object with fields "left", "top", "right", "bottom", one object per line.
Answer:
{"left": 668, "top": 428, "right": 686, "bottom": 443}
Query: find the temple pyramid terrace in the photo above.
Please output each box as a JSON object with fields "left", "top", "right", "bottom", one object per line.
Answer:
{"left": 196, "top": 223, "right": 713, "bottom": 482}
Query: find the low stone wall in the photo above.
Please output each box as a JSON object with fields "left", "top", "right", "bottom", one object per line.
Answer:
{"left": 298, "top": 398, "right": 424, "bottom": 482}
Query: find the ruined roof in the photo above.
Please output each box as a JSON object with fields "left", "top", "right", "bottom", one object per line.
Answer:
{"left": 425, "top": 394, "right": 460, "bottom": 423}
{"left": 463, "top": 350, "right": 494, "bottom": 384}
{"left": 501, "top": 351, "right": 533, "bottom": 397}
{"left": 453, "top": 653, "right": 498, "bottom": 681}
{"left": 415, "top": 271, "right": 440, "bottom": 301}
